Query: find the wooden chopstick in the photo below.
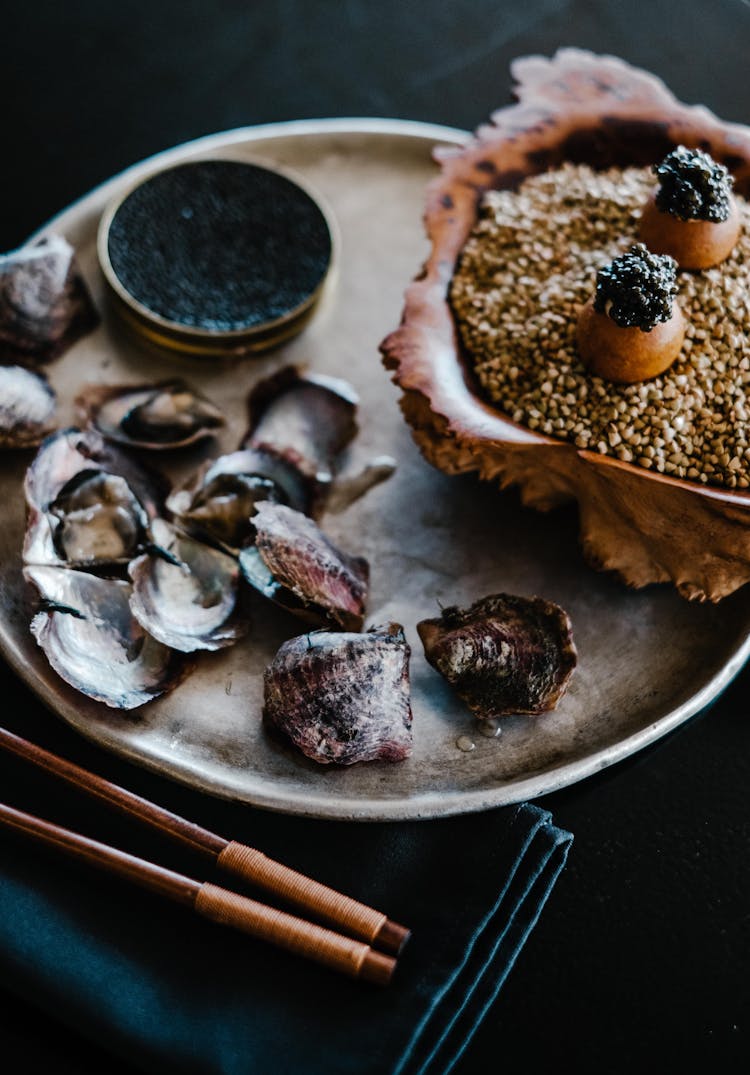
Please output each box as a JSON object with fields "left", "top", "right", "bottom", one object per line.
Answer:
{"left": 0, "top": 800, "right": 396, "bottom": 985}
{"left": 0, "top": 727, "right": 410, "bottom": 955}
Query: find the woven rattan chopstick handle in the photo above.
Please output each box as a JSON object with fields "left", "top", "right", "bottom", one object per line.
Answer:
{"left": 216, "top": 841, "right": 406, "bottom": 952}
{"left": 195, "top": 883, "right": 394, "bottom": 984}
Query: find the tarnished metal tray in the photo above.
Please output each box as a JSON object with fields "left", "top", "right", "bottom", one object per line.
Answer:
{"left": 1, "top": 119, "right": 749, "bottom": 820}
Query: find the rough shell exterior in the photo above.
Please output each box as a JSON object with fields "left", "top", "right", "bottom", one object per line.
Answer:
{"left": 243, "top": 501, "right": 369, "bottom": 631}
{"left": 263, "top": 623, "right": 413, "bottom": 765}
{"left": 243, "top": 365, "right": 358, "bottom": 514}
{"left": 0, "top": 366, "right": 57, "bottom": 448}
{"left": 380, "top": 49, "right": 750, "bottom": 602}
{"left": 417, "top": 593, "right": 577, "bottom": 718}
{"left": 0, "top": 236, "right": 98, "bottom": 364}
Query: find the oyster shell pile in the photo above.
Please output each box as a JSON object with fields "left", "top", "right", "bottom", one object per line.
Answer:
{"left": 168, "top": 366, "right": 395, "bottom": 538}
{"left": 22, "top": 365, "right": 396, "bottom": 710}
{"left": 22, "top": 429, "right": 195, "bottom": 707}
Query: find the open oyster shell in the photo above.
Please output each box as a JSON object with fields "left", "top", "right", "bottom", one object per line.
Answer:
{"left": 166, "top": 366, "right": 395, "bottom": 548}
{"left": 23, "top": 428, "right": 166, "bottom": 569}
{"left": 243, "top": 365, "right": 398, "bottom": 514}
{"left": 166, "top": 447, "right": 307, "bottom": 550}
{"left": 25, "top": 565, "right": 186, "bottom": 709}
{"left": 0, "top": 366, "right": 56, "bottom": 448}
{"left": 239, "top": 501, "right": 369, "bottom": 631}
{"left": 76, "top": 380, "right": 225, "bottom": 450}
{"left": 243, "top": 366, "right": 358, "bottom": 503}
{"left": 417, "top": 593, "right": 577, "bottom": 719}
{"left": 264, "top": 622, "right": 413, "bottom": 765}
{"left": 0, "top": 236, "right": 98, "bottom": 364}
{"left": 128, "top": 519, "right": 248, "bottom": 652}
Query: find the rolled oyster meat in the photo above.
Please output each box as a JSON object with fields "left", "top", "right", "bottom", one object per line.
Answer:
{"left": 21, "top": 366, "right": 389, "bottom": 707}
{"left": 76, "top": 380, "right": 225, "bottom": 450}
{"left": 0, "top": 366, "right": 57, "bottom": 448}
{"left": 418, "top": 593, "right": 577, "bottom": 719}
{"left": 264, "top": 623, "right": 412, "bottom": 765}
{"left": 161, "top": 366, "right": 391, "bottom": 636}
{"left": 23, "top": 428, "right": 164, "bottom": 569}
{"left": 239, "top": 501, "right": 369, "bottom": 630}
{"left": 128, "top": 518, "right": 248, "bottom": 652}
{"left": 0, "top": 235, "right": 98, "bottom": 364}
{"left": 25, "top": 565, "right": 186, "bottom": 710}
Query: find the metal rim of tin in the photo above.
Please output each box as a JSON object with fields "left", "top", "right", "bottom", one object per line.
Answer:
{"left": 96, "top": 156, "right": 339, "bottom": 357}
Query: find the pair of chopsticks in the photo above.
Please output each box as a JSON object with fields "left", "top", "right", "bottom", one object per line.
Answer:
{"left": 0, "top": 726, "right": 409, "bottom": 985}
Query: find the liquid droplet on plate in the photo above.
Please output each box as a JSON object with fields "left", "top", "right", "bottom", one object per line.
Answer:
{"left": 478, "top": 718, "right": 502, "bottom": 738}
{"left": 456, "top": 735, "right": 476, "bottom": 753}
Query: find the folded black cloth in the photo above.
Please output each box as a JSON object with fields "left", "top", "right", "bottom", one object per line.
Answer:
{"left": 0, "top": 787, "right": 571, "bottom": 1075}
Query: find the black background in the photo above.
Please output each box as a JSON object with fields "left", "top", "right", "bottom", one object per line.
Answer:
{"left": 3, "top": 1, "right": 750, "bottom": 1071}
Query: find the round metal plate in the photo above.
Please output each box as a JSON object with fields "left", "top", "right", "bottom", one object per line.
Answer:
{"left": 2, "top": 118, "right": 749, "bottom": 820}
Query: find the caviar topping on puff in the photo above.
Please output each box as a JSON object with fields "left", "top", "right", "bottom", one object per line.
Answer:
{"left": 639, "top": 146, "right": 741, "bottom": 269}
{"left": 576, "top": 244, "right": 685, "bottom": 384}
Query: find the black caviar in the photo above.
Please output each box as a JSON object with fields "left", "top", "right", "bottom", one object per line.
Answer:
{"left": 594, "top": 243, "right": 677, "bottom": 331}
{"left": 107, "top": 161, "right": 332, "bottom": 332}
{"left": 654, "top": 145, "right": 734, "bottom": 223}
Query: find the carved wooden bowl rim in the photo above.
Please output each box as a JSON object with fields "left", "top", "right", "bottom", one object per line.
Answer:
{"left": 380, "top": 48, "right": 750, "bottom": 508}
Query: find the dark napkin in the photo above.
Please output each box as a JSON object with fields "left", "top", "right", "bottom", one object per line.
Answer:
{"left": 0, "top": 768, "right": 571, "bottom": 1075}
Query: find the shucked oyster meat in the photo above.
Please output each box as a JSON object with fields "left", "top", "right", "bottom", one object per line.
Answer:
{"left": 23, "top": 428, "right": 165, "bottom": 569}
{"left": 129, "top": 519, "right": 248, "bottom": 652}
{"left": 76, "top": 380, "right": 225, "bottom": 450}
{"left": 239, "top": 501, "right": 369, "bottom": 630}
{"left": 418, "top": 593, "right": 577, "bottom": 719}
{"left": 25, "top": 565, "right": 185, "bottom": 709}
{"left": 0, "top": 235, "right": 98, "bottom": 364}
{"left": 264, "top": 623, "right": 413, "bottom": 765}
{"left": 0, "top": 366, "right": 56, "bottom": 448}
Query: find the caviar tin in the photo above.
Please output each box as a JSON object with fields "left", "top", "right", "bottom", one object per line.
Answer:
{"left": 97, "top": 158, "right": 337, "bottom": 358}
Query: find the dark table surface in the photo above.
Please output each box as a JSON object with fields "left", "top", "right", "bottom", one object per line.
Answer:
{"left": 4, "top": 1, "right": 750, "bottom": 1071}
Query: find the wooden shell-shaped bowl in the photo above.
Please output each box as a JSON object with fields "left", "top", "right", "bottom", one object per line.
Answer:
{"left": 380, "top": 48, "right": 750, "bottom": 603}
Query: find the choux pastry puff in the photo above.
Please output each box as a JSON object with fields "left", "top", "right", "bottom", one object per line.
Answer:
{"left": 639, "top": 145, "right": 741, "bottom": 270}
{"left": 577, "top": 244, "right": 685, "bottom": 384}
